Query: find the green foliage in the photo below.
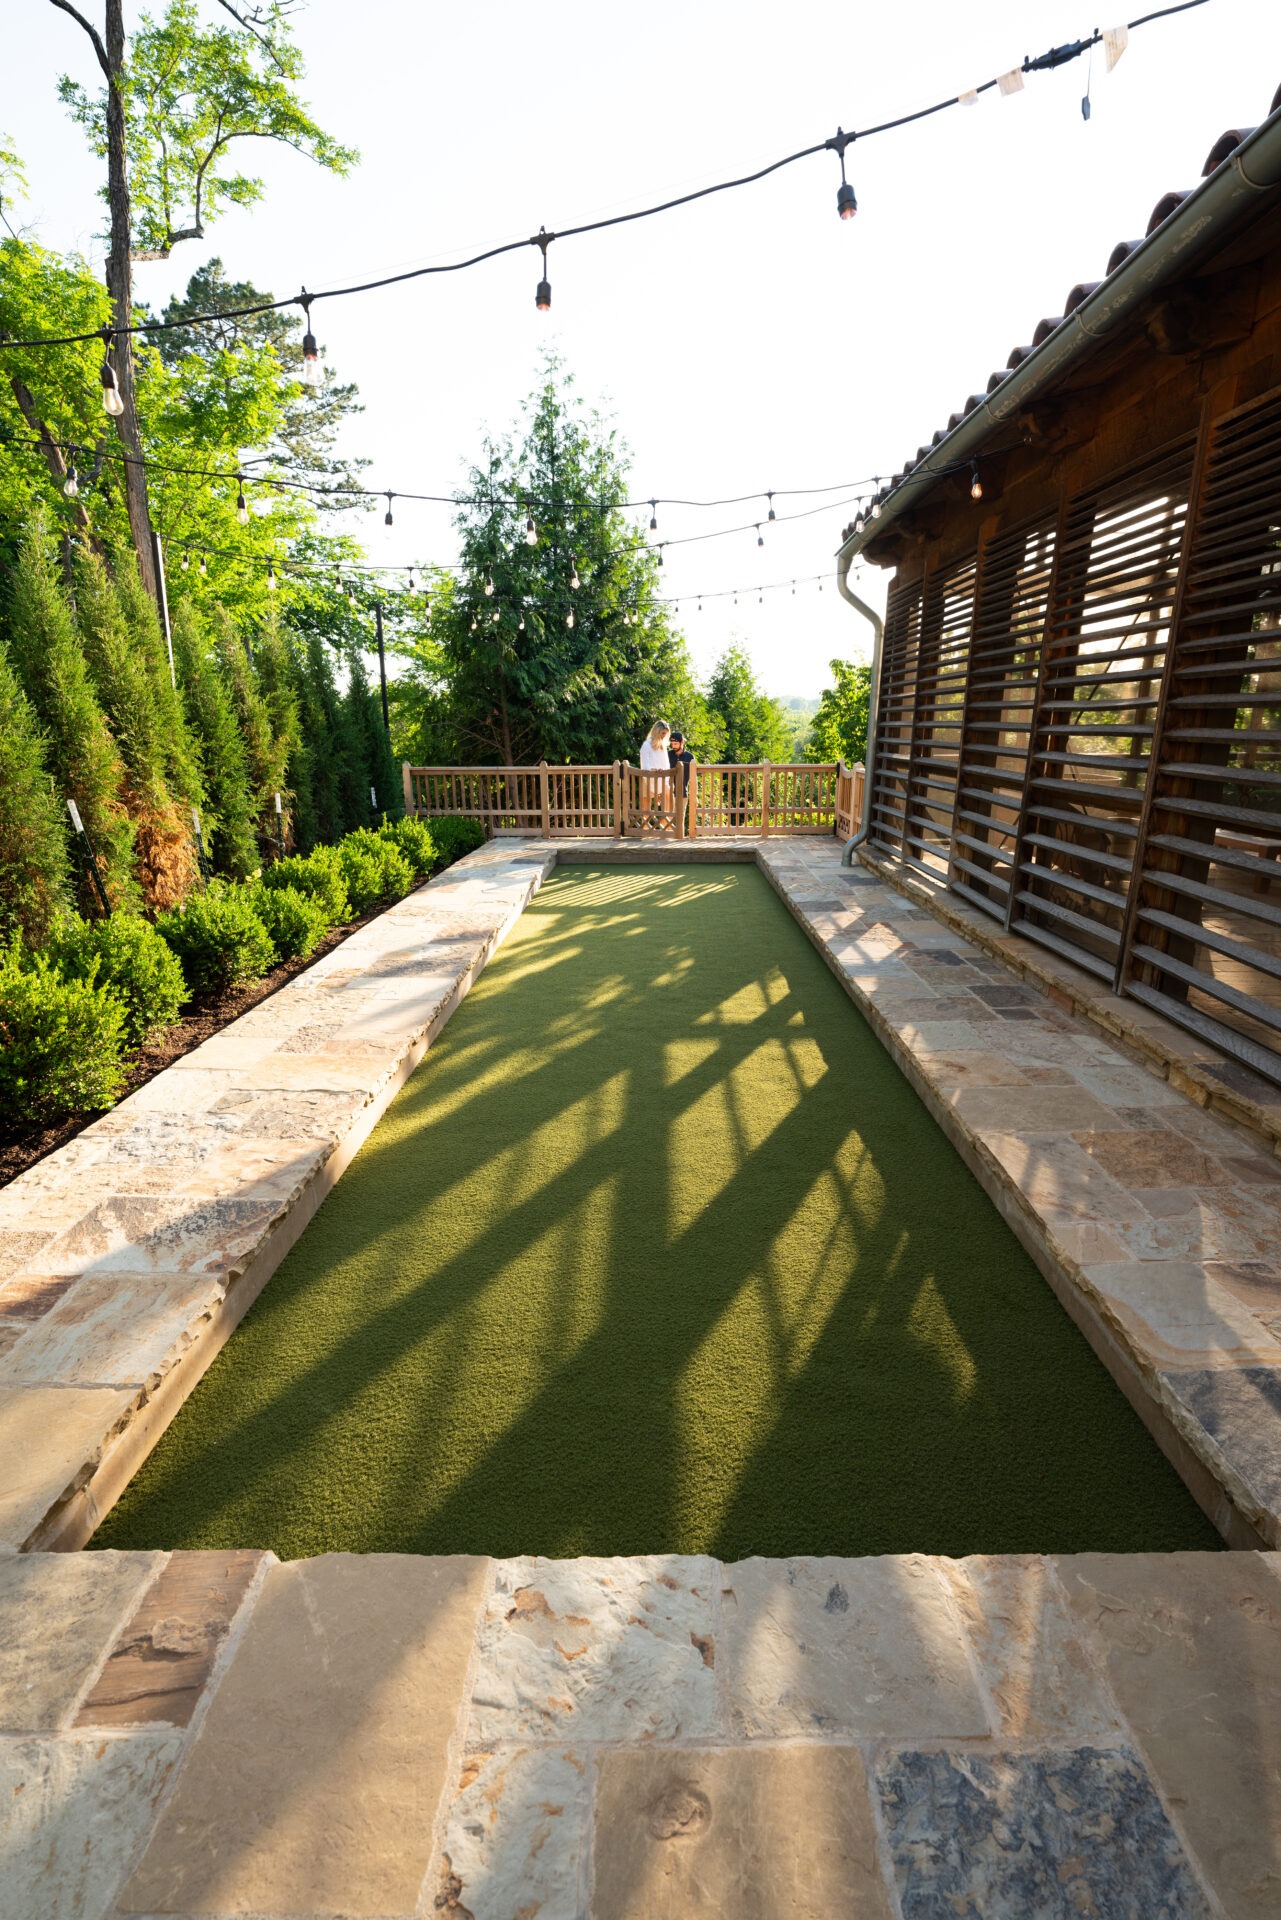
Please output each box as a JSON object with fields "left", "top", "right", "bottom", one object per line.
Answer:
{"left": 0, "top": 940, "right": 127, "bottom": 1127}
{"left": 391, "top": 357, "right": 702, "bottom": 767}
{"left": 246, "top": 881, "right": 329, "bottom": 963}
{"left": 259, "top": 848, "right": 351, "bottom": 925}
{"left": 805, "top": 660, "right": 872, "bottom": 766}
{"left": 704, "top": 646, "right": 793, "bottom": 764}
{"left": 46, "top": 912, "right": 185, "bottom": 1049}
{"left": 5, "top": 507, "right": 139, "bottom": 913}
{"left": 335, "top": 830, "right": 413, "bottom": 915}
{"left": 172, "top": 598, "right": 257, "bottom": 878}
{"left": 425, "top": 815, "right": 486, "bottom": 868}
{"left": 0, "top": 632, "right": 72, "bottom": 944}
{"left": 156, "top": 882, "right": 274, "bottom": 1000}
{"left": 58, "top": 0, "right": 356, "bottom": 258}
{"left": 73, "top": 546, "right": 199, "bottom": 908}
{"left": 379, "top": 815, "right": 436, "bottom": 877}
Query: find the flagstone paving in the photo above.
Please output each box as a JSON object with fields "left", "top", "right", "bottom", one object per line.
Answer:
{"left": 1, "top": 1546, "right": 1279, "bottom": 1918}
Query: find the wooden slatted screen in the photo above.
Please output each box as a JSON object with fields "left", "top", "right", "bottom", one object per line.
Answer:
{"left": 1122, "top": 386, "right": 1281, "bottom": 1084}
{"left": 869, "top": 579, "right": 923, "bottom": 858}
{"left": 1008, "top": 435, "right": 1196, "bottom": 980}
{"left": 902, "top": 556, "right": 976, "bottom": 881}
{"left": 950, "top": 516, "right": 1056, "bottom": 920}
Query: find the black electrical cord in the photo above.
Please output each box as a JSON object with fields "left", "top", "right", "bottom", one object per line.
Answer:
{"left": 0, "top": 0, "right": 1209, "bottom": 352}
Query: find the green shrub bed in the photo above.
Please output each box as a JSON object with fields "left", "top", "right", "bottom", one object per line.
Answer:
{"left": 2, "top": 813, "right": 484, "bottom": 1139}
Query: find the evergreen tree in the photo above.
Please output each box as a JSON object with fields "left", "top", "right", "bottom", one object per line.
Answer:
{"left": 214, "top": 606, "right": 291, "bottom": 861}
{"left": 74, "top": 548, "right": 198, "bottom": 908}
{"left": 171, "top": 597, "right": 257, "bottom": 876}
{"left": 252, "top": 604, "right": 303, "bottom": 851}
{"left": 113, "top": 555, "right": 205, "bottom": 812}
{"left": 0, "top": 632, "right": 73, "bottom": 944}
{"left": 5, "top": 508, "right": 138, "bottom": 914}
{"left": 704, "top": 645, "right": 793, "bottom": 764}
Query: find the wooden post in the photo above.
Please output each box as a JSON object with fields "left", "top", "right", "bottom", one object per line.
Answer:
{"left": 687, "top": 760, "right": 698, "bottom": 838}
{"left": 675, "top": 763, "right": 686, "bottom": 840}
{"left": 374, "top": 602, "right": 391, "bottom": 735}
{"left": 760, "top": 759, "right": 772, "bottom": 837}
{"left": 539, "top": 760, "right": 551, "bottom": 837}
{"left": 615, "top": 761, "right": 627, "bottom": 838}
{"left": 402, "top": 761, "right": 414, "bottom": 816}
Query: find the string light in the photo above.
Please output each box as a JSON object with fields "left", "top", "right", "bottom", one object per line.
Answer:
{"left": 567, "top": 608, "right": 575, "bottom": 629}
{"left": 300, "top": 292, "right": 320, "bottom": 387}
{"left": 525, "top": 507, "right": 537, "bottom": 545}
{"left": 407, "top": 567, "right": 417, "bottom": 592}
{"left": 491, "top": 608, "right": 500, "bottom": 622}
{"left": 235, "top": 475, "right": 249, "bottom": 525}
{"left": 199, "top": 553, "right": 207, "bottom": 577}
{"left": 649, "top": 501, "right": 658, "bottom": 532}
{"left": 266, "top": 559, "right": 277, "bottom": 591}
{"left": 767, "top": 493, "right": 776, "bottom": 522}
{"left": 385, "top": 491, "right": 394, "bottom": 527}
{"left": 519, "top": 612, "right": 526, "bottom": 630}
{"left": 570, "top": 559, "right": 581, "bottom": 589}
{"left": 484, "top": 572, "right": 495, "bottom": 595}
{"left": 970, "top": 458, "right": 983, "bottom": 501}
{"left": 657, "top": 546, "right": 664, "bottom": 567}
{"left": 831, "top": 127, "right": 858, "bottom": 220}
{"left": 871, "top": 500, "right": 882, "bottom": 518}
{"left": 756, "top": 525, "right": 764, "bottom": 547}
{"left": 181, "top": 549, "right": 190, "bottom": 570}
{"left": 62, "top": 464, "right": 79, "bottom": 498}
{"left": 534, "top": 228, "right": 552, "bottom": 311}
{"left": 99, "top": 331, "right": 124, "bottom": 417}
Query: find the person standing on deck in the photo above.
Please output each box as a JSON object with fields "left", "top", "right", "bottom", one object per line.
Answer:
{"left": 639, "top": 722, "right": 671, "bottom": 770}
{"left": 668, "top": 731, "right": 694, "bottom": 781}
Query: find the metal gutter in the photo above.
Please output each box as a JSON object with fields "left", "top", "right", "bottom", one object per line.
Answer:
{"left": 837, "top": 105, "right": 1281, "bottom": 568}
{"left": 835, "top": 570, "right": 883, "bottom": 866}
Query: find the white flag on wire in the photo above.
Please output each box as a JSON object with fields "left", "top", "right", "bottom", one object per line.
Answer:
{"left": 997, "top": 68, "right": 1025, "bottom": 96}
{"left": 1103, "top": 24, "right": 1129, "bottom": 71}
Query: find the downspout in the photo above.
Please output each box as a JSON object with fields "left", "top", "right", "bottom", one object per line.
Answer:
{"left": 836, "top": 557, "right": 883, "bottom": 866}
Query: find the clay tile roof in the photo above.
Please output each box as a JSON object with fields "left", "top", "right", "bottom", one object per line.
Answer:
{"left": 1063, "top": 281, "right": 1100, "bottom": 314}
{"left": 986, "top": 369, "right": 1011, "bottom": 393}
{"left": 1203, "top": 129, "right": 1254, "bottom": 175}
{"left": 1031, "top": 315, "right": 1065, "bottom": 346}
{"left": 1146, "top": 189, "right": 1192, "bottom": 235}
{"left": 1006, "top": 344, "right": 1036, "bottom": 369}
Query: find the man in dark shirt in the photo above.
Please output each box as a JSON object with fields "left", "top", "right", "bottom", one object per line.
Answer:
{"left": 669, "top": 731, "right": 694, "bottom": 780}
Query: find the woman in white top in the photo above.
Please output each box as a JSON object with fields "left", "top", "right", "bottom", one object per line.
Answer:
{"left": 639, "top": 721, "right": 671, "bottom": 770}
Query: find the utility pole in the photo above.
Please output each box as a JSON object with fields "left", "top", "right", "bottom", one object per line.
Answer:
{"left": 374, "top": 601, "right": 391, "bottom": 735}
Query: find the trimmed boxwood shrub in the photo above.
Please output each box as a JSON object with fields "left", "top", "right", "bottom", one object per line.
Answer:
{"left": 156, "top": 883, "right": 274, "bottom": 1000}
{"left": 247, "top": 881, "right": 329, "bottom": 963}
{"left": 378, "top": 814, "right": 435, "bottom": 878}
{"left": 46, "top": 912, "right": 185, "bottom": 1048}
{"left": 259, "top": 848, "right": 351, "bottom": 926}
{"left": 335, "top": 830, "right": 414, "bottom": 915}
{"left": 428, "top": 815, "right": 486, "bottom": 869}
{"left": 0, "top": 941, "right": 127, "bottom": 1126}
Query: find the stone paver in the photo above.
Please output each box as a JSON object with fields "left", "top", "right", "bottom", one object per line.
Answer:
{"left": 117, "top": 1553, "right": 487, "bottom": 1917}
{"left": 0, "top": 1550, "right": 158, "bottom": 1731}
{"left": 0, "top": 1550, "right": 1274, "bottom": 1918}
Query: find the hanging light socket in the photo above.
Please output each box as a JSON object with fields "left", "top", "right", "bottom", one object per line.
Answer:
{"left": 970, "top": 458, "right": 984, "bottom": 502}
{"left": 649, "top": 500, "right": 658, "bottom": 533}
{"left": 63, "top": 464, "right": 79, "bottom": 499}
{"left": 534, "top": 227, "right": 553, "bottom": 311}
{"left": 767, "top": 492, "right": 776, "bottom": 522}
{"left": 385, "top": 491, "right": 394, "bottom": 527}
{"left": 235, "top": 474, "right": 249, "bottom": 525}
{"left": 830, "top": 127, "right": 858, "bottom": 219}
{"left": 266, "top": 560, "right": 277, "bottom": 592}
{"left": 525, "top": 507, "right": 537, "bottom": 545}
{"left": 300, "top": 291, "right": 321, "bottom": 386}
{"left": 99, "top": 331, "right": 124, "bottom": 416}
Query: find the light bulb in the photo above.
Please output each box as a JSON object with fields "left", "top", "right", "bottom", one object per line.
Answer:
{"left": 181, "top": 549, "right": 190, "bottom": 571}
{"left": 567, "top": 608, "right": 575, "bottom": 630}
{"left": 100, "top": 345, "right": 124, "bottom": 416}
{"left": 698, "top": 598, "right": 703, "bottom": 612}
{"left": 970, "top": 460, "right": 983, "bottom": 502}
{"left": 385, "top": 492, "right": 394, "bottom": 528}
{"left": 525, "top": 512, "right": 537, "bottom": 545}
{"left": 758, "top": 591, "right": 763, "bottom": 604}
{"left": 757, "top": 526, "right": 764, "bottom": 548}
{"left": 657, "top": 547, "right": 664, "bottom": 567}
{"left": 519, "top": 613, "right": 525, "bottom": 631}
{"left": 491, "top": 609, "right": 500, "bottom": 623}
{"left": 484, "top": 573, "right": 495, "bottom": 596}
{"left": 837, "top": 181, "right": 857, "bottom": 220}
{"left": 571, "top": 562, "right": 581, "bottom": 590}
{"left": 470, "top": 617, "right": 477, "bottom": 631}
{"left": 407, "top": 569, "right": 416, "bottom": 593}
{"left": 649, "top": 502, "right": 658, "bottom": 532}
{"left": 854, "top": 513, "right": 865, "bottom": 534}
{"left": 266, "top": 560, "right": 277, "bottom": 592}
{"left": 767, "top": 494, "right": 776, "bottom": 522}
{"left": 791, "top": 581, "right": 796, "bottom": 595}
{"left": 63, "top": 465, "right": 79, "bottom": 498}
{"left": 536, "top": 277, "right": 551, "bottom": 311}
{"left": 236, "top": 478, "right": 249, "bottom": 526}
{"left": 199, "top": 554, "right": 208, "bottom": 577}
{"left": 871, "top": 500, "right": 882, "bottom": 519}
{"left": 302, "top": 330, "right": 320, "bottom": 385}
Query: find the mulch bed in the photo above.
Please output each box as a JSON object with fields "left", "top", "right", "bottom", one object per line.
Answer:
{"left": 0, "top": 884, "right": 428, "bottom": 1193}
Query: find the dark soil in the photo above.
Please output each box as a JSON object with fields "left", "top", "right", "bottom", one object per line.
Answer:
{"left": 0, "top": 884, "right": 429, "bottom": 1192}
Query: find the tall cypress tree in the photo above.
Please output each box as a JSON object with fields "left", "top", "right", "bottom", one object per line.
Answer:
{"left": 75, "top": 548, "right": 198, "bottom": 908}
{"left": 0, "top": 631, "right": 73, "bottom": 944}
{"left": 113, "top": 555, "right": 205, "bottom": 816}
{"left": 172, "top": 598, "right": 257, "bottom": 877}
{"left": 213, "top": 606, "right": 291, "bottom": 862}
{"left": 5, "top": 508, "right": 139, "bottom": 914}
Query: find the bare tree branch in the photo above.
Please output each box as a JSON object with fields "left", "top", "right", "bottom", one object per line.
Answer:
{"left": 210, "top": 0, "right": 293, "bottom": 76}
{"left": 46, "top": 0, "right": 110, "bottom": 79}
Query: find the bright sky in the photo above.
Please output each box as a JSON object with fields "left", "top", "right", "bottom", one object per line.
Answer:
{"left": 7, "top": 0, "right": 1281, "bottom": 697}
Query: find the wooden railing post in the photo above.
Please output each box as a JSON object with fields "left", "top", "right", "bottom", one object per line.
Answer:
{"left": 402, "top": 761, "right": 415, "bottom": 816}
{"left": 760, "top": 759, "right": 772, "bottom": 836}
{"left": 688, "top": 761, "right": 698, "bottom": 838}
{"left": 616, "top": 761, "right": 627, "bottom": 838}
{"left": 539, "top": 759, "right": 551, "bottom": 837}
{"left": 675, "top": 764, "right": 686, "bottom": 840}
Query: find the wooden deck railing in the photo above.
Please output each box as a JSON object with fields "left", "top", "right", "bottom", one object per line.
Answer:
{"left": 403, "top": 760, "right": 864, "bottom": 839}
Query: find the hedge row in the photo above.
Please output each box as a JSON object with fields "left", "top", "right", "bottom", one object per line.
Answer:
{"left": 0, "top": 814, "right": 486, "bottom": 1132}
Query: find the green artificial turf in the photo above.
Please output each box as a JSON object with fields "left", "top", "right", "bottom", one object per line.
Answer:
{"left": 95, "top": 863, "right": 1220, "bottom": 1559}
